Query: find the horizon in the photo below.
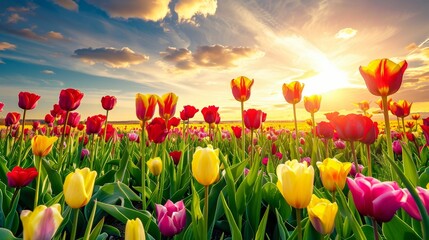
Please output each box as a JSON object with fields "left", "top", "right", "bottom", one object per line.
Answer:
{"left": 1, "top": 0, "right": 429, "bottom": 123}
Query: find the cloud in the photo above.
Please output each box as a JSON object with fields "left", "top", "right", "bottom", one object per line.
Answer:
{"left": 46, "top": 31, "right": 64, "bottom": 40}
{"left": 0, "top": 26, "right": 66, "bottom": 42}
{"left": 87, "top": 0, "right": 170, "bottom": 21}
{"left": 174, "top": 0, "right": 217, "bottom": 23}
{"left": 0, "top": 42, "right": 16, "bottom": 51}
{"left": 53, "top": 0, "right": 79, "bottom": 11}
{"left": 160, "top": 44, "right": 264, "bottom": 70}
{"left": 7, "top": 3, "right": 37, "bottom": 12}
{"left": 41, "top": 70, "right": 55, "bottom": 74}
{"left": 72, "top": 47, "right": 149, "bottom": 68}
{"left": 335, "top": 28, "right": 357, "bottom": 39}
{"left": 7, "top": 13, "right": 26, "bottom": 24}
{"left": 292, "top": 70, "right": 318, "bottom": 81}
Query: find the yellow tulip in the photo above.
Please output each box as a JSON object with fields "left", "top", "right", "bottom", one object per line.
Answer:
{"left": 135, "top": 93, "right": 159, "bottom": 122}
{"left": 31, "top": 135, "right": 58, "bottom": 157}
{"left": 158, "top": 92, "right": 178, "bottom": 120}
{"left": 276, "top": 160, "right": 314, "bottom": 209}
{"left": 63, "top": 168, "right": 97, "bottom": 209}
{"left": 20, "top": 204, "right": 63, "bottom": 240}
{"left": 307, "top": 195, "right": 338, "bottom": 235}
{"left": 125, "top": 218, "right": 146, "bottom": 240}
{"left": 427, "top": 183, "right": 429, "bottom": 190}
{"left": 317, "top": 158, "right": 351, "bottom": 192}
{"left": 147, "top": 157, "right": 163, "bottom": 176}
{"left": 192, "top": 145, "right": 220, "bottom": 186}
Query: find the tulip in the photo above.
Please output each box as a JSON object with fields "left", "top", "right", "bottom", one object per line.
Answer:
{"left": 231, "top": 126, "right": 242, "bottom": 138}
{"left": 85, "top": 115, "right": 106, "bottom": 135}
{"left": 262, "top": 157, "right": 269, "bottom": 166}
{"left": 58, "top": 88, "right": 84, "bottom": 111}
{"left": 81, "top": 148, "right": 90, "bottom": 160}
{"left": 412, "top": 114, "right": 420, "bottom": 120}
{"left": 169, "top": 151, "right": 182, "bottom": 165}
{"left": 360, "top": 122, "right": 379, "bottom": 145}
{"left": 147, "top": 157, "right": 163, "bottom": 176}
{"left": 125, "top": 218, "right": 146, "bottom": 240}
{"left": 67, "top": 112, "right": 81, "bottom": 128}
{"left": 192, "top": 145, "right": 220, "bottom": 186}
{"left": 307, "top": 195, "right": 338, "bottom": 235}
{"left": 356, "top": 100, "right": 370, "bottom": 113}
{"left": 392, "top": 140, "right": 402, "bottom": 155}
{"left": 317, "top": 158, "right": 351, "bottom": 192}
{"left": 347, "top": 174, "right": 405, "bottom": 222}
{"left": 18, "top": 91, "right": 41, "bottom": 110}
{"left": 0, "top": 102, "right": 3, "bottom": 112}
{"left": 128, "top": 132, "right": 139, "bottom": 142}
{"left": 135, "top": 93, "right": 158, "bottom": 122}
{"left": 5, "top": 112, "right": 20, "bottom": 127}
{"left": 101, "top": 95, "right": 117, "bottom": 111}
{"left": 329, "top": 114, "right": 373, "bottom": 142}
{"left": 155, "top": 200, "right": 186, "bottom": 237}
{"left": 282, "top": 81, "right": 305, "bottom": 104}
{"left": 158, "top": 92, "right": 178, "bottom": 120}
{"left": 276, "top": 160, "right": 314, "bottom": 209}
{"left": 402, "top": 187, "right": 429, "bottom": 221}
{"left": 100, "top": 124, "right": 118, "bottom": 142}
{"left": 50, "top": 104, "right": 65, "bottom": 118}
{"left": 243, "top": 108, "right": 263, "bottom": 130}
{"left": 390, "top": 100, "right": 412, "bottom": 118}
{"left": 349, "top": 164, "right": 364, "bottom": 177}
{"left": 7, "top": 166, "right": 38, "bottom": 188}
{"left": 180, "top": 105, "right": 199, "bottom": 121}
{"left": 201, "top": 105, "right": 219, "bottom": 124}
{"left": 230, "top": 76, "right": 254, "bottom": 102}
{"left": 316, "top": 121, "right": 334, "bottom": 139}
{"left": 304, "top": 95, "right": 322, "bottom": 114}
{"left": 146, "top": 117, "right": 168, "bottom": 144}
{"left": 31, "top": 135, "right": 58, "bottom": 157}
{"left": 63, "top": 168, "right": 97, "bottom": 209}
{"left": 20, "top": 204, "right": 63, "bottom": 240}
{"left": 168, "top": 117, "right": 181, "bottom": 128}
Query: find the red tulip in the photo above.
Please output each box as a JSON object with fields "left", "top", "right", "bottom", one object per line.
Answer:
{"left": 304, "top": 95, "right": 322, "bottom": 114}
{"left": 402, "top": 187, "right": 429, "bottom": 221}
{"left": 5, "top": 112, "right": 20, "bottom": 127}
{"left": 85, "top": 115, "right": 106, "bottom": 135}
{"left": 18, "top": 92, "right": 40, "bottom": 110}
{"left": 0, "top": 102, "right": 4, "bottom": 112}
{"left": 67, "top": 112, "right": 81, "bottom": 128}
{"left": 390, "top": 100, "right": 412, "bottom": 118}
{"left": 7, "top": 166, "right": 38, "bottom": 188}
{"left": 146, "top": 117, "right": 168, "bottom": 144}
{"left": 230, "top": 76, "right": 254, "bottom": 102}
{"left": 282, "top": 81, "right": 304, "bottom": 104}
{"left": 360, "top": 121, "right": 379, "bottom": 145}
{"left": 316, "top": 121, "right": 335, "bottom": 139}
{"left": 180, "top": 105, "right": 199, "bottom": 121}
{"left": 201, "top": 105, "right": 219, "bottom": 124}
{"left": 262, "top": 111, "right": 267, "bottom": 122}
{"left": 243, "top": 109, "right": 262, "bottom": 130}
{"left": 324, "top": 112, "right": 339, "bottom": 122}
{"left": 32, "top": 121, "right": 40, "bottom": 131}
{"left": 44, "top": 114, "right": 55, "bottom": 126}
{"left": 412, "top": 114, "right": 420, "bottom": 120}
{"left": 59, "top": 88, "right": 84, "bottom": 111}
{"left": 356, "top": 100, "right": 370, "bottom": 112}
{"left": 359, "top": 58, "right": 407, "bottom": 97}
{"left": 101, "top": 95, "right": 117, "bottom": 111}
{"left": 168, "top": 117, "right": 181, "bottom": 129}
{"left": 100, "top": 124, "right": 118, "bottom": 142}
{"left": 231, "top": 126, "right": 242, "bottom": 138}
{"left": 158, "top": 92, "right": 178, "bottom": 120}
{"left": 347, "top": 174, "right": 405, "bottom": 222}
{"left": 169, "top": 151, "right": 182, "bottom": 165}
{"left": 50, "top": 104, "right": 65, "bottom": 118}
{"left": 329, "top": 114, "right": 373, "bottom": 142}
{"left": 135, "top": 93, "right": 158, "bottom": 122}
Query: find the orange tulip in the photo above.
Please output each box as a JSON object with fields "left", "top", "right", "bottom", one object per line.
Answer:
{"left": 390, "top": 100, "right": 412, "bottom": 118}
{"left": 158, "top": 92, "right": 178, "bottom": 120}
{"left": 412, "top": 114, "right": 420, "bottom": 121}
{"left": 356, "top": 100, "right": 370, "bottom": 112}
{"left": 359, "top": 58, "right": 407, "bottom": 97}
{"left": 304, "top": 95, "right": 322, "bottom": 114}
{"left": 230, "top": 76, "right": 254, "bottom": 102}
{"left": 135, "top": 94, "right": 159, "bottom": 122}
{"left": 282, "top": 81, "right": 304, "bottom": 104}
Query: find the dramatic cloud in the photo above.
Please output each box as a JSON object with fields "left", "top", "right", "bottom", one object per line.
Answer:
{"left": 7, "top": 13, "right": 25, "bottom": 23}
{"left": 41, "top": 70, "right": 55, "bottom": 74}
{"left": 46, "top": 31, "right": 64, "bottom": 40}
{"left": 161, "top": 44, "right": 264, "bottom": 70}
{"left": 72, "top": 47, "right": 149, "bottom": 68}
{"left": 0, "top": 26, "right": 66, "bottom": 42}
{"left": 87, "top": 0, "right": 170, "bottom": 21}
{"left": 335, "top": 28, "right": 358, "bottom": 39}
{"left": 0, "top": 42, "right": 16, "bottom": 51}
{"left": 174, "top": 0, "right": 217, "bottom": 23}
{"left": 53, "top": 0, "right": 79, "bottom": 11}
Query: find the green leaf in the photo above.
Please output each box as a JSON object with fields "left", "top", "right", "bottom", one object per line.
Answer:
{"left": 4, "top": 190, "right": 19, "bottom": 233}
{"left": 220, "top": 193, "right": 242, "bottom": 240}
{"left": 361, "top": 225, "right": 375, "bottom": 240}
{"left": 382, "top": 214, "right": 422, "bottom": 240}
{"left": 303, "top": 217, "right": 321, "bottom": 240}
{"left": 418, "top": 166, "right": 429, "bottom": 188}
{"left": 261, "top": 182, "right": 291, "bottom": 220}
{"left": 42, "top": 159, "right": 63, "bottom": 194}
{"left": 115, "top": 148, "right": 130, "bottom": 182}
{"left": 255, "top": 206, "right": 270, "bottom": 240}
{"left": 402, "top": 143, "right": 418, "bottom": 186}
{"left": 191, "top": 182, "right": 204, "bottom": 240}
{"left": 0, "top": 228, "right": 19, "bottom": 240}
{"left": 275, "top": 209, "right": 289, "bottom": 240}
{"left": 88, "top": 217, "right": 105, "bottom": 240}
{"left": 336, "top": 187, "right": 366, "bottom": 240}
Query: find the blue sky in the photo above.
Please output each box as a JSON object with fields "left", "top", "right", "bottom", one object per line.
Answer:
{"left": 1, "top": 0, "right": 429, "bottom": 121}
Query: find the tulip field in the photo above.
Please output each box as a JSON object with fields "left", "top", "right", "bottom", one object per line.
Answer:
{"left": 1, "top": 58, "right": 429, "bottom": 240}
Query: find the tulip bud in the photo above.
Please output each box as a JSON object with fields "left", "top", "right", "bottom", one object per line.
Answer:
{"left": 31, "top": 135, "right": 58, "bottom": 157}
{"left": 20, "top": 204, "right": 63, "bottom": 240}
{"left": 125, "top": 218, "right": 146, "bottom": 240}
{"left": 307, "top": 195, "right": 338, "bottom": 235}
{"left": 156, "top": 200, "right": 186, "bottom": 237}
{"left": 63, "top": 168, "right": 97, "bottom": 208}
{"left": 317, "top": 158, "right": 351, "bottom": 192}
{"left": 192, "top": 145, "right": 220, "bottom": 186}
{"left": 392, "top": 140, "right": 402, "bottom": 155}
{"left": 147, "top": 157, "right": 163, "bottom": 176}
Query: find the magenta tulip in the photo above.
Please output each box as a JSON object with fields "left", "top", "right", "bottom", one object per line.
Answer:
{"left": 18, "top": 92, "right": 40, "bottom": 110}
{"left": 155, "top": 200, "right": 186, "bottom": 237}
{"left": 402, "top": 187, "right": 429, "bottom": 221}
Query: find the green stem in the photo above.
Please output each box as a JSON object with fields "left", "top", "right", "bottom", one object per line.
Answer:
{"left": 140, "top": 121, "right": 147, "bottom": 210}
{"left": 241, "top": 101, "right": 245, "bottom": 162}
{"left": 204, "top": 185, "right": 209, "bottom": 240}
{"left": 366, "top": 144, "right": 372, "bottom": 177}
{"left": 324, "top": 140, "right": 329, "bottom": 159}
{"left": 372, "top": 218, "right": 379, "bottom": 240}
{"left": 296, "top": 208, "right": 302, "bottom": 240}
{"left": 401, "top": 117, "right": 407, "bottom": 142}
{"left": 17, "top": 109, "right": 27, "bottom": 167}
{"left": 332, "top": 190, "right": 336, "bottom": 203}
{"left": 10, "top": 188, "right": 20, "bottom": 211}
{"left": 70, "top": 208, "right": 79, "bottom": 240}
{"left": 250, "top": 129, "right": 254, "bottom": 167}
{"left": 293, "top": 103, "right": 301, "bottom": 161}
{"left": 34, "top": 156, "right": 42, "bottom": 209}
{"left": 382, "top": 96, "right": 395, "bottom": 179}
{"left": 350, "top": 141, "right": 359, "bottom": 175}
{"left": 103, "top": 110, "right": 109, "bottom": 143}
{"left": 83, "top": 200, "right": 97, "bottom": 240}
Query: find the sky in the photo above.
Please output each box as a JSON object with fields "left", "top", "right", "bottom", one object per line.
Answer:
{"left": 0, "top": 0, "right": 429, "bottom": 122}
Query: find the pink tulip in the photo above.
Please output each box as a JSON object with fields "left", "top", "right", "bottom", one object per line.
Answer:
{"left": 347, "top": 174, "right": 405, "bottom": 222}
{"left": 402, "top": 187, "right": 429, "bottom": 221}
{"left": 155, "top": 200, "right": 186, "bottom": 237}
